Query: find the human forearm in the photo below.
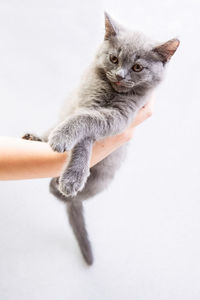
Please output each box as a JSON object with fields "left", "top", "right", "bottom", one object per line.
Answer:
{"left": 0, "top": 96, "right": 154, "bottom": 181}
{"left": 0, "top": 133, "right": 130, "bottom": 180}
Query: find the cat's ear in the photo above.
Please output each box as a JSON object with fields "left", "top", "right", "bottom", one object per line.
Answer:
{"left": 153, "top": 38, "right": 180, "bottom": 63}
{"left": 104, "top": 12, "right": 118, "bottom": 40}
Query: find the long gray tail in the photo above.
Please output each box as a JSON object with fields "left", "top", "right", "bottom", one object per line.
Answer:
{"left": 49, "top": 178, "right": 93, "bottom": 265}
{"left": 67, "top": 200, "right": 93, "bottom": 265}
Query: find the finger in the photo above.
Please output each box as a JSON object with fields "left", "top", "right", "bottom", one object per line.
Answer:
{"left": 142, "top": 94, "right": 155, "bottom": 109}
{"left": 142, "top": 98, "right": 155, "bottom": 116}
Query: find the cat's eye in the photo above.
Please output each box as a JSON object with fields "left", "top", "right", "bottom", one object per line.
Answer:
{"left": 110, "top": 54, "right": 118, "bottom": 64}
{"left": 132, "top": 64, "right": 143, "bottom": 72}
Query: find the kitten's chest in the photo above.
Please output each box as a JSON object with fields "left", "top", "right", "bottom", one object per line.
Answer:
{"left": 60, "top": 82, "right": 146, "bottom": 121}
{"left": 79, "top": 83, "right": 115, "bottom": 108}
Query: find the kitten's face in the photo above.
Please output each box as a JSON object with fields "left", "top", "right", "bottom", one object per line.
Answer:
{"left": 96, "top": 13, "right": 179, "bottom": 94}
{"left": 103, "top": 41, "right": 164, "bottom": 93}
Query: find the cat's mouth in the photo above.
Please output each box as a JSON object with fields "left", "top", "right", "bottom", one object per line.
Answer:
{"left": 106, "top": 73, "right": 132, "bottom": 86}
{"left": 109, "top": 82, "right": 131, "bottom": 94}
{"left": 106, "top": 72, "right": 134, "bottom": 92}
{"left": 111, "top": 80, "right": 134, "bottom": 91}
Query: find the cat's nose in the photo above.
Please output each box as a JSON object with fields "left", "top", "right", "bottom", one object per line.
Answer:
{"left": 116, "top": 74, "right": 124, "bottom": 81}
{"left": 116, "top": 70, "right": 125, "bottom": 81}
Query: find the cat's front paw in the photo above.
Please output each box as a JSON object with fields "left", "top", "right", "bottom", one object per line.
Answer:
{"left": 22, "top": 133, "right": 43, "bottom": 142}
{"left": 59, "top": 168, "right": 90, "bottom": 197}
{"left": 48, "top": 129, "right": 75, "bottom": 152}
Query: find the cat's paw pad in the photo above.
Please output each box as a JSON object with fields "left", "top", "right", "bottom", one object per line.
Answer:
{"left": 48, "top": 131, "right": 75, "bottom": 152}
{"left": 59, "top": 168, "right": 89, "bottom": 197}
{"left": 22, "top": 133, "right": 43, "bottom": 142}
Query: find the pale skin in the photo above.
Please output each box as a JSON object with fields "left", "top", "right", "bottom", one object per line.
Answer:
{"left": 0, "top": 98, "right": 154, "bottom": 180}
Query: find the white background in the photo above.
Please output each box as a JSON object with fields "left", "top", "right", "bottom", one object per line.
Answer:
{"left": 0, "top": 0, "right": 200, "bottom": 299}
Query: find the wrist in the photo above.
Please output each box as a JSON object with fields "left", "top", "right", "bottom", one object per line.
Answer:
{"left": 117, "top": 128, "right": 135, "bottom": 143}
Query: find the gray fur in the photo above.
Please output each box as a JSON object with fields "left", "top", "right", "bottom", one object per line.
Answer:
{"left": 27, "top": 13, "right": 179, "bottom": 265}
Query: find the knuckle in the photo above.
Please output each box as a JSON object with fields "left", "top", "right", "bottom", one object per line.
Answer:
{"left": 146, "top": 109, "right": 153, "bottom": 118}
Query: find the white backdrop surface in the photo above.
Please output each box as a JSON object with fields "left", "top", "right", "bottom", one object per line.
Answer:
{"left": 0, "top": 1, "right": 200, "bottom": 299}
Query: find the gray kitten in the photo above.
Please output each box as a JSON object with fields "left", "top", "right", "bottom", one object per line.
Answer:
{"left": 23, "top": 13, "right": 179, "bottom": 265}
